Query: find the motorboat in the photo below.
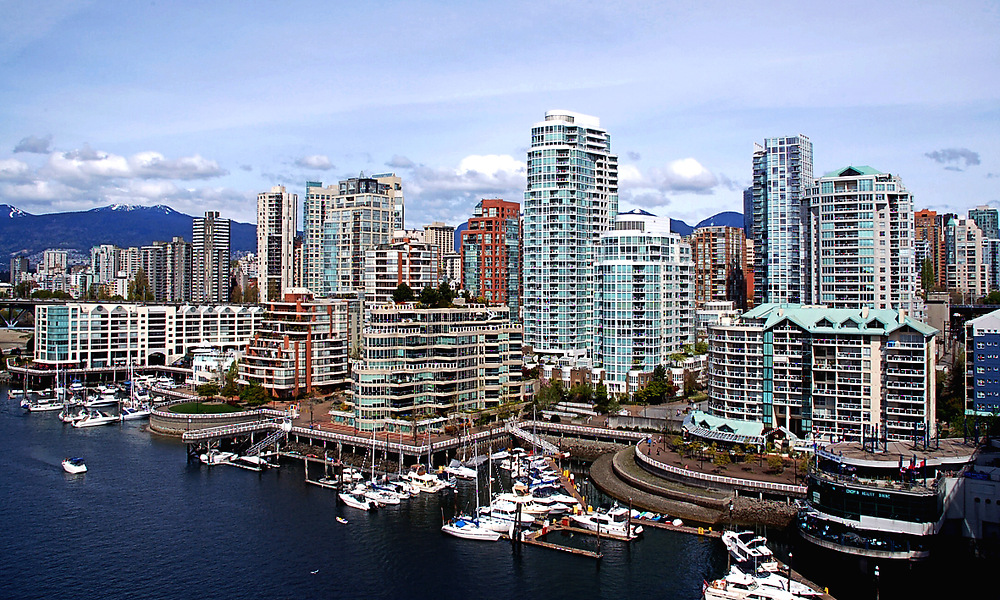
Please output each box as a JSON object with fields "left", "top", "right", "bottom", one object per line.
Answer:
{"left": 199, "top": 449, "right": 235, "bottom": 465}
{"left": 702, "top": 568, "right": 805, "bottom": 600}
{"left": 531, "top": 495, "right": 572, "bottom": 514}
{"left": 59, "top": 405, "right": 88, "bottom": 424}
{"left": 736, "top": 567, "right": 820, "bottom": 597}
{"left": 72, "top": 410, "right": 119, "bottom": 428}
{"left": 444, "top": 460, "right": 477, "bottom": 480}
{"left": 355, "top": 483, "right": 401, "bottom": 506}
{"left": 119, "top": 405, "right": 151, "bottom": 421}
{"left": 490, "top": 450, "right": 510, "bottom": 461}
{"left": 493, "top": 482, "right": 551, "bottom": 518}
{"left": 62, "top": 457, "right": 87, "bottom": 474}
{"left": 441, "top": 516, "right": 503, "bottom": 541}
{"left": 722, "top": 531, "right": 778, "bottom": 571}
{"left": 405, "top": 465, "right": 448, "bottom": 493}
{"left": 570, "top": 504, "right": 643, "bottom": 539}
{"left": 339, "top": 491, "right": 375, "bottom": 511}
{"left": 83, "top": 393, "right": 118, "bottom": 408}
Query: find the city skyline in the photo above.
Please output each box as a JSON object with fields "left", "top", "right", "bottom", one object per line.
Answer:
{"left": 0, "top": 1, "right": 997, "bottom": 230}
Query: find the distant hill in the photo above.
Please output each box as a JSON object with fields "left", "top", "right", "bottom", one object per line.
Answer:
{"left": 0, "top": 204, "right": 256, "bottom": 261}
{"left": 670, "top": 211, "right": 744, "bottom": 236}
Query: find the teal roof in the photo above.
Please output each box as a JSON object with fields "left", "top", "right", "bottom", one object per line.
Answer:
{"left": 683, "top": 410, "right": 766, "bottom": 445}
{"left": 821, "top": 165, "right": 883, "bottom": 178}
{"left": 739, "top": 304, "right": 938, "bottom": 337}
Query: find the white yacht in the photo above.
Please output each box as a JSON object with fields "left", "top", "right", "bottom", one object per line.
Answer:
{"left": 722, "top": 530, "right": 778, "bottom": 571}
{"left": 703, "top": 569, "right": 805, "bottom": 600}
{"left": 441, "top": 516, "right": 503, "bottom": 541}
{"left": 477, "top": 500, "right": 537, "bottom": 532}
{"left": 59, "top": 405, "right": 88, "bottom": 424}
{"left": 199, "top": 449, "right": 235, "bottom": 465}
{"left": 444, "top": 460, "right": 477, "bottom": 480}
{"left": 355, "top": 483, "right": 401, "bottom": 506}
{"left": 405, "top": 465, "right": 448, "bottom": 493}
{"left": 62, "top": 457, "right": 87, "bottom": 474}
{"left": 72, "top": 410, "right": 119, "bottom": 428}
{"left": 83, "top": 393, "right": 118, "bottom": 408}
{"left": 492, "top": 482, "right": 551, "bottom": 518}
{"left": 570, "top": 504, "right": 642, "bottom": 539}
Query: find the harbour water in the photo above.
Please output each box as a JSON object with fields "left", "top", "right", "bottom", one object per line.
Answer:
{"left": 1, "top": 386, "right": 989, "bottom": 600}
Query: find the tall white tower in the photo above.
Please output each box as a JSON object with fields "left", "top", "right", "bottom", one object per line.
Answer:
{"left": 257, "top": 185, "right": 298, "bottom": 302}
{"left": 522, "top": 110, "right": 618, "bottom": 360}
{"left": 192, "top": 211, "right": 230, "bottom": 303}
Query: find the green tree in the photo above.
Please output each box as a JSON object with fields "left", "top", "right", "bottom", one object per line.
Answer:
{"left": 127, "top": 267, "right": 154, "bottom": 302}
{"left": 535, "top": 379, "right": 566, "bottom": 408}
{"left": 244, "top": 284, "right": 259, "bottom": 304}
{"left": 231, "top": 284, "right": 243, "bottom": 304}
{"left": 593, "top": 384, "right": 620, "bottom": 415}
{"left": 220, "top": 361, "right": 239, "bottom": 397}
{"left": 766, "top": 455, "right": 785, "bottom": 473}
{"left": 567, "top": 382, "right": 594, "bottom": 404}
{"left": 983, "top": 291, "right": 1000, "bottom": 305}
{"left": 652, "top": 364, "right": 667, "bottom": 382}
{"left": 418, "top": 285, "right": 441, "bottom": 307}
{"left": 920, "top": 258, "right": 935, "bottom": 297}
{"left": 13, "top": 281, "right": 33, "bottom": 298}
{"left": 196, "top": 382, "right": 220, "bottom": 398}
{"left": 240, "top": 381, "right": 269, "bottom": 406}
{"left": 392, "top": 283, "right": 415, "bottom": 303}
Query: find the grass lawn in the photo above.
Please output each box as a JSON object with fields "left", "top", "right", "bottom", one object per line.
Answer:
{"left": 168, "top": 401, "right": 243, "bottom": 414}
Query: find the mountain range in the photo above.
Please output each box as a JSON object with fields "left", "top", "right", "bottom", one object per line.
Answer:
{"left": 1, "top": 204, "right": 744, "bottom": 263}
{"left": 0, "top": 204, "right": 257, "bottom": 261}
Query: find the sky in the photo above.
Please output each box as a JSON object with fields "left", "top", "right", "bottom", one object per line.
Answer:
{"left": 0, "top": 0, "right": 998, "bottom": 229}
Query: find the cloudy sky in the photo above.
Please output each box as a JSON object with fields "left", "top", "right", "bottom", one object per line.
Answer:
{"left": 1, "top": 1, "right": 998, "bottom": 227}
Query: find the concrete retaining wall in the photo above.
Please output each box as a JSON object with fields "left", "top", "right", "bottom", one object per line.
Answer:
{"left": 149, "top": 409, "right": 271, "bottom": 436}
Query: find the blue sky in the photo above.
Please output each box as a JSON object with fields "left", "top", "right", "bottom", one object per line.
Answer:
{"left": 0, "top": 0, "right": 998, "bottom": 228}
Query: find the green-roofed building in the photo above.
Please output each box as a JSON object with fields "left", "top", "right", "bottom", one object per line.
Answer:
{"left": 803, "top": 166, "right": 917, "bottom": 314}
{"left": 708, "top": 303, "right": 937, "bottom": 443}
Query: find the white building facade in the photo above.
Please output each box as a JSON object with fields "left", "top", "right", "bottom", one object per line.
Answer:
{"left": 257, "top": 185, "right": 298, "bottom": 303}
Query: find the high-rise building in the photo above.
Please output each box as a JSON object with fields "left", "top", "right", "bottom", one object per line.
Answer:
{"left": 370, "top": 172, "right": 404, "bottom": 233}
{"left": 303, "top": 176, "right": 396, "bottom": 296}
{"left": 945, "top": 217, "right": 989, "bottom": 301}
{"left": 166, "top": 236, "right": 192, "bottom": 302}
{"left": 461, "top": 198, "right": 521, "bottom": 319}
{"left": 751, "top": 135, "right": 813, "bottom": 306}
{"left": 192, "top": 211, "right": 230, "bottom": 303}
{"left": 363, "top": 236, "right": 439, "bottom": 305}
{"left": 595, "top": 210, "right": 694, "bottom": 398}
{"left": 742, "top": 186, "right": 753, "bottom": 237}
{"left": 140, "top": 241, "right": 168, "bottom": 301}
{"left": 257, "top": 185, "right": 298, "bottom": 302}
{"left": 424, "top": 221, "right": 455, "bottom": 277}
{"left": 969, "top": 206, "right": 1000, "bottom": 241}
{"left": 708, "top": 304, "right": 937, "bottom": 441}
{"left": 10, "top": 256, "right": 29, "bottom": 285}
{"left": 90, "top": 245, "right": 119, "bottom": 285}
{"left": 804, "top": 166, "right": 917, "bottom": 312}
{"left": 39, "top": 250, "right": 68, "bottom": 276}
{"left": 523, "top": 110, "right": 618, "bottom": 359}
{"left": 914, "top": 209, "right": 945, "bottom": 291}
{"left": 691, "top": 225, "right": 747, "bottom": 307}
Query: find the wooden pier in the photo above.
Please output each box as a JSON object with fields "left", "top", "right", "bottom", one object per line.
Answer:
{"left": 630, "top": 517, "right": 722, "bottom": 538}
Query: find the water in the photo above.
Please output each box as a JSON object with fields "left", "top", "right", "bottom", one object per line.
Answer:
{"left": 3, "top": 385, "right": 991, "bottom": 600}
{"left": 0, "top": 388, "right": 727, "bottom": 600}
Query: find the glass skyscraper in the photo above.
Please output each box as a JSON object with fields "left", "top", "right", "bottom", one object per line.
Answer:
{"left": 751, "top": 135, "right": 813, "bottom": 306}
{"left": 522, "top": 110, "right": 618, "bottom": 359}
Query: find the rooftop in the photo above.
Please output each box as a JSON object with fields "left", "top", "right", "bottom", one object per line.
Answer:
{"left": 820, "top": 165, "right": 884, "bottom": 178}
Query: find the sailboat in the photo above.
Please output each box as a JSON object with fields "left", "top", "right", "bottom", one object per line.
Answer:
{"left": 441, "top": 438, "right": 502, "bottom": 541}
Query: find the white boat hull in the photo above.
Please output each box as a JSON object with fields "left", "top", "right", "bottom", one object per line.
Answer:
{"left": 442, "top": 518, "right": 502, "bottom": 541}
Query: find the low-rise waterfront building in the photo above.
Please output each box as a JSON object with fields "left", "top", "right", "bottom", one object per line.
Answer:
{"left": 349, "top": 302, "right": 524, "bottom": 432}
{"left": 708, "top": 303, "right": 937, "bottom": 443}
{"left": 33, "top": 302, "right": 264, "bottom": 368}
{"left": 238, "top": 288, "right": 355, "bottom": 399}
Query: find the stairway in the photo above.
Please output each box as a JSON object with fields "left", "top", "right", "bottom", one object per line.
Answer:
{"left": 506, "top": 421, "right": 559, "bottom": 454}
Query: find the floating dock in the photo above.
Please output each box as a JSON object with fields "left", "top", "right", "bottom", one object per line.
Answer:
{"left": 630, "top": 517, "right": 722, "bottom": 538}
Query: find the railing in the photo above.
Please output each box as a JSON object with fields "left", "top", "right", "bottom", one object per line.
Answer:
{"left": 635, "top": 443, "right": 807, "bottom": 495}
{"left": 506, "top": 421, "right": 559, "bottom": 454}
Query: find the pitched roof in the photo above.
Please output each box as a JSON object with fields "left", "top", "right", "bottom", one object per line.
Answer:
{"left": 739, "top": 304, "right": 937, "bottom": 336}
{"left": 821, "top": 165, "right": 883, "bottom": 178}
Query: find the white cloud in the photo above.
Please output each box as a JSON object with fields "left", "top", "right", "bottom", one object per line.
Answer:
{"left": 401, "top": 154, "right": 527, "bottom": 226}
{"left": 295, "top": 155, "right": 334, "bottom": 170}
{"left": 43, "top": 147, "right": 227, "bottom": 184}
{"left": 0, "top": 158, "right": 31, "bottom": 180}
{"left": 13, "top": 134, "right": 52, "bottom": 154}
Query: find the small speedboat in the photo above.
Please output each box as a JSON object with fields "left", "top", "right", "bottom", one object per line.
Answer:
{"left": 570, "top": 504, "right": 643, "bottom": 539}
{"left": 336, "top": 517, "right": 348, "bottom": 524}
{"left": 444, "top": 460, "right": 477, "bottom": 480}
{"left": 62, "top": 457, "right": 87, "bottom": 474}
{"left": 119, "top": 405, "right": 151, "bottom": 421}
{"left": 72, "top": 410, "right": 119, "bottom": 428}
{"left": 339, "top": 491, "right": 375, "bottom": 511}
{"left": 199, "top": 450, "right": 235, "bottom": 465}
